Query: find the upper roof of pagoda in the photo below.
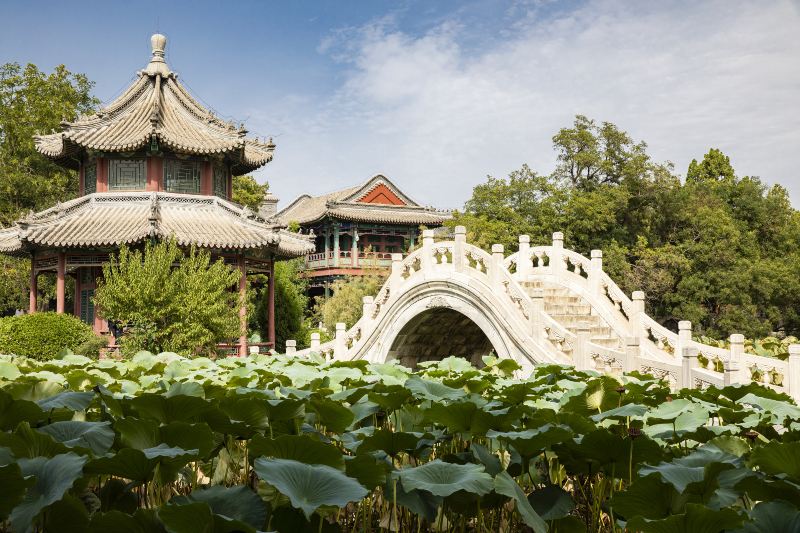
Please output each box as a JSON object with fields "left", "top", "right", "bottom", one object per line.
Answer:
{"left": 276, "top": 174, "right": 452, "bottom": 226}
{"left": 35, "top": 34, "right": 275, "bottom": 174}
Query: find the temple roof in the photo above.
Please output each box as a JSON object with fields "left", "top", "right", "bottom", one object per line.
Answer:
{"left": 0, "top": 192, "right": 314, "bottom": 257}
{"left": 35, "top": 34, "right": 275, "bottom": 174}
{"left": 276, "top": 175, "right": 451, "bottom": 226}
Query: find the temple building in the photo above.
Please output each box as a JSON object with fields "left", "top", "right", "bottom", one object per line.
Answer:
{"left": 0, "top": 34, "right": 314, "bottom": 355}
{"left": 274, "top": 175, "right": 450, "bottom": 297}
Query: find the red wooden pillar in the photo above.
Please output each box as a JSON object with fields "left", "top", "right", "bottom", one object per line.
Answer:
{"left": 96, "top": 158, "right": 108, "bottom": 192}
{"left": 238, "top": 255, "right": 248, "bottom": 357}
{"left": 200, "top": 162, "right": 212, "bottom": 195}
{"left": 56, "top": 253, "right": 66, "bottom": 313}
{"left": 267, "top": 259, "right": 276, "bottom": 348}
{"left": 29, "top": 255, "right": 37, "bottom": 313}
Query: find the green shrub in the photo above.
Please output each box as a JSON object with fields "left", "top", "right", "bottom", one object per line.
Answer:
{"left": 74, "top": 334, "right": 111, "bottom": 359}
{"left": 0, "top": 312, "right": 96, "bottom": 359}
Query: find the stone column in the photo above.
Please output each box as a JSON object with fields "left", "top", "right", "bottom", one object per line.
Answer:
{"left": 725, "top": 333, "right": 745, "bottom": 386}
{"left": 285, "top": 340, "right": 296, "bottom": 355}
{"left": 677, "top": 321, "right": 692, "bottom": 358}
{"left": 681, "top": 346, "right": 698, "bottom": 389}
{"left": 551, "top": 232, "right": 564, "bottom": 274}
{"left": 575, "top": 322, "right": 591, "bottom": 371}
{"left": 788, "top": 344, "right": 800, "bottom": 402}
{"left": 362, "top": 296, "right": 374, "bottom": 320}
{"left": 453, "top": 226, "right": 466, "bottom": 272}
{"left": 333, "top": 224, "right": 340, "bottom": 267}
{"left": 630, "top": 291, "right": 645, "bottom": 340}
{"left": 238, "top": 255, "right": 247, "bottom": 357}
{"left": 625, "top": 337, "right": 640, "bottom": 373}
{"left": 390, "top": 253, "right": 403, "bottom": 284}
{"left": 529, "top": 288, "right": 543, "bottom": 339}
{"left": 517, "top": 235, "right": 531, "bottom": 277}
{"left": 267, "top": 260, "right": 276, "bottom": 349}
{"left": 491, "top": 244, "right": 504, "bottom": 287}
{"left": 310, "top": 332, "right": 321, "bottom": 351}
{"left": 421, "top": 229, "right": 434, "bottom": 271}
{"left": 589, "top": 250, "right": 603, "bottom": 293}
{"left": 29, "top": 256, "right": 37, "bottom": 314}
{"left": 56, "top": 252, "right": 66, "bottom": 314}
{"left": 334, "top": 322, "right": 346, "bottom": 358}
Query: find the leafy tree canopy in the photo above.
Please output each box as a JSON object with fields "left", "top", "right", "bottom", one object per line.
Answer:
{"left": 94, "top": 240, "right": 242, "bottom": 356}
{"left": 450, "top": 117, "right": 800, "bottom": 339}
{"left": 0, "top": 63, "right": 97, "bottom": 314}
{"left": 232, "top": 175, "right": 268, "bottom": 211}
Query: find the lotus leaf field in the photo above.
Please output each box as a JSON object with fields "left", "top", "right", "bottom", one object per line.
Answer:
{"left": 1, "top": 352, "right": 800, "bottom": 532}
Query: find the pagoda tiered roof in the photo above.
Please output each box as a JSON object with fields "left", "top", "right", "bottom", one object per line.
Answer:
{"left": 0, "top": 192, "right": 314, "bottom": 257}
{"left": 277, "top": 175, "right": 451, "bottom": 226}
{"left": 35, "top": 34, "right": 275, "bottom": 174}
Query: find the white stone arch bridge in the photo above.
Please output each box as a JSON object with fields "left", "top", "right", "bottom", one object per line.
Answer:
{"left": 291, "top": 227, "right": 800, "bottom": 400}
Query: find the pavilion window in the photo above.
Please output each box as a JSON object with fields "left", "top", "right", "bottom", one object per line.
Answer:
{"left": 84, "top": 162, "right": 97, "bottom": 194}
{"left": 164, "top": 159, "right": 201, "bottom": 194}
{"left": 213, "top": 163, "right": 228, "bottom": 198}
{"left": 79, "top": 269, "right": 95, "bottom": 324}
{"left": 109, "top": 159, "right": 146, "bottom": 190}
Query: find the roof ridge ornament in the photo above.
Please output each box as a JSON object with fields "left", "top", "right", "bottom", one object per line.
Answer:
{"left": 148, "top": 192, "right": 161, "bottom": 238}
{"left": 144, "top": 33, "right": 171, "bottom": 77}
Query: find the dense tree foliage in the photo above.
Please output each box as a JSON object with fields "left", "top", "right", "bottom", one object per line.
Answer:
{"left": 450, "top": 116, "right": 800, "bottom": 339}
{"left": 94, "top": 241, "right": 242, "bottom": 356}
{"left": 0, "top": 63, "right": 97, "bottom": 314}
{"left": 232, "top": 174, "right": 269, "bottom": 211}
{"left": 314, "top": 274, "right": 386, "bottom": 332}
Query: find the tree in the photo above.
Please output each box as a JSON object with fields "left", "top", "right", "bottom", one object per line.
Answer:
{"left": 314, "top": 274, "right": 385, "bottom": 332}
{"left": 94, "top": 240, "right": 242, "bottom": 356}
{"left": 551, "top": 115, "right": 651, "bottom": 189}
{"left": 452, "top": 116, "right": 800, "bottom": 339}
{"left": 0, "top": 63, "right": 97, "bottom": 314}
{"left": 232, "top": 175, "right": 269, "bottom": 211}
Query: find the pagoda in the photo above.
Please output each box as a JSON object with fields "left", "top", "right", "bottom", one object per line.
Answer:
{"left": 275, "top": 174, "right": 450, "bottom": 298}
{"left": 0, "top": 34, "right": 313, "bottom": 355}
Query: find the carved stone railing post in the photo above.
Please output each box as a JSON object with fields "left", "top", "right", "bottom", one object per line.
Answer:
{"left": 725, "top": 334, "right": 745, "bottom": 386}
{"left": 575, "top": 322, "right": 591, "bottom": 371}
{"left": 677, "top": 321, "right": 692, "bottom": 359}
{"left": 681, "top": 346, "right": 698, "bottom": 389}
{"left": 529, "top": 288, "right": 543, "bottom": 339}
{"left": 491, "top": 244, "right": 504, "bottom": 288}
{"left": 310, "top": 332, "right": 320, "bottom": 351}
{"left": 788, "top": 344, "right": 800, "bottom": 402}
{"left": 517, "top": 235, "right": 531, "bottom": 277}
{"left": 334, "top": 322, "right": 346, "bottom": 359}
{"left": 362, "top": 296, "right": 374, "bottom": 321}
{"left": 625, "top": 337, "right": 639, "bottom": 373}
{"left": 589, "top": 249, "right": 603, "bottom": 293}
{"left": 453, "top": 226, "right": 466, "bottom": 272}
{"left": 551, "top": 232, "right": 564, "bottom": 275}
{"left": 390, "top": 253, "right": 403, "bottom": 284}
{"left": 630, "top": 291, "right": 645, "bottom": 340}
{"left": 285, "top": 340, "right": 296, "bottom": 355}
{"left": 421, "top": 229, "right": 434, "bottom": 271}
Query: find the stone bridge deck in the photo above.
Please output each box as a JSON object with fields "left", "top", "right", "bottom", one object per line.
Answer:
{"left": 287, "top": 227, "right": 800, "bottom": 401}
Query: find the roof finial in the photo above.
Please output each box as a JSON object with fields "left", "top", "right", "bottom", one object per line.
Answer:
{"left": 144, "top": 34, "right": 171, "bottom": 77}
{"left": 151, "top": 33, "right": 167, "bottom": 61}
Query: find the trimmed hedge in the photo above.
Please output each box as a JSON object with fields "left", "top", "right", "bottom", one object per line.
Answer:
{"left": 0, "top": 312, "right": 97, "bottom": 360}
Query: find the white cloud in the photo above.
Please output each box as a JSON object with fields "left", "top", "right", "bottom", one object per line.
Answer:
{"left": 255, "top": 0, "right": 800, "bottom": 210}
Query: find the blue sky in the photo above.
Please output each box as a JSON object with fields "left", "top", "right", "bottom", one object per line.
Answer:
{"left": 2, "top": 0, "right": 799, "bottom": 209}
